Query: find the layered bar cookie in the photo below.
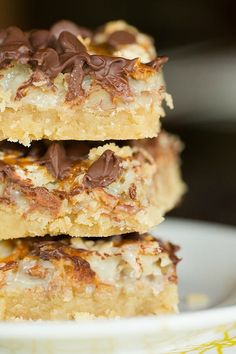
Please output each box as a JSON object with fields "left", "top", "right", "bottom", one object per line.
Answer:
{"left": 0, "top": 131, "right": 185, "bottom": 239}
{"left": 0, "top": 20, "right": 172, "bottom": 145}
{"left": 0, "top": 233, "right": 179, "bottom": 319}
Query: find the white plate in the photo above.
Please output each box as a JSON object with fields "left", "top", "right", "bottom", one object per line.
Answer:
{"left": 0, "top": 218, "right": 236, "bottom": 354}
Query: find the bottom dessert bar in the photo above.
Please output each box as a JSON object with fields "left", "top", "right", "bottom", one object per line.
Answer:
{"left": 0, "top": 233, "right": 179, "bottom": 320}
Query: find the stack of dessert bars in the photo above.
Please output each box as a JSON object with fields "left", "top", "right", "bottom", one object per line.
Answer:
{"left": 0, "top": 20, "right": 185, "bottom": 320}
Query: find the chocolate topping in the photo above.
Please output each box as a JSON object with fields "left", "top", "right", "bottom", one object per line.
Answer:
{"left": 147, "top": 56, "right": 168, "bottom": 69}
{"left": 108, "top": 30, "right": 136, "bottom": 47}
{"left": 27, "top": 141, "right": 47, "bottom": 158}
{"left": 65, "top": 141, "right": 90, "bottom": 161}
{"left": 83, "top": 149, "right": 121, "bottom": 188}
{"left": 0, "top": 160, "right": 15, "bottom": 180}
{"left": 31, "top": 48, "right": 60, "bottom": 78}
{"left": 158, "top": 240, "right": 181, "bottom": 266}
{"left": 0, "top": 260, "right": 18, "bottom": 272}
{"left": 0, "top": 141, "right": 124, "bottom": 185}
{"left": 21, "top": 186, "right": 62, "bottom": 213}
{"left": 0, "top": 30, "right": 7, "bottom": 44}
{"left": 129, "top": 183, "right": 137, "bottom": 200}
{"left": 88, "top": 56, "right": 136, "bottom": 97}
{"left": 0, "top": 26, "right": 32, "bottom": 66}
{"left": 39, "top": 142, "right": 72, "bottom": 180}
{"left": 0, "top": 20, "right": 167, "bottom": 101}
{"left": 50, "top": 20, "right": 92, "bottom": 39}
{"left": 31, "top": 31, "right": 136, "bottom": 100}
{"left": 29, "top": 29, "right": 54, "bottom": 50}
{"left": 58, "top": 31, "right": 86, "bottom": 53}
{"left": 30, "top": 240, "right": 95, "bottom": 277}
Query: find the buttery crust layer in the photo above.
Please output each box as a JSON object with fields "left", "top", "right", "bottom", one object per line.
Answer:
{"left": 0, "top": 104, "right": 165, "bottom": 145}
{"left": 0, "top": 233, "right": 179, "bottom": 319}
{"left": 0, "top": 131, "right": 185, "bottom": 239}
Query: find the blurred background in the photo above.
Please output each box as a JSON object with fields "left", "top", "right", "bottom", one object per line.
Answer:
{"left": 0, "top": 0, "right": 235, "bottom": 225}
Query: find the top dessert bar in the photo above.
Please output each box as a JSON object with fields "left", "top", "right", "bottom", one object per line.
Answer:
{"left": 0, "top": 20, "right": 172, "bottom": 145}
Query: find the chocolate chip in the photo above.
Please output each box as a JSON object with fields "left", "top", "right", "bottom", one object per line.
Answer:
{"left": 29, "top": 29, "right": 53, "bottom": 50}
{"left": 83, "top": 149, "right": 121, "bottom": 188}
{"left": 0, "top": 26, "right": 32, "bottom": 66}
{"left": 58, "top": 31, "right": 86, "bottom": 53}
{"left": 50, "top": 20, "right": 92, "bottom": 39}
{"left": 39, "top": 142, "right": 72, "bottom": 180}
{"left": 108, "top": 30, "right": 136, "bottom": 47}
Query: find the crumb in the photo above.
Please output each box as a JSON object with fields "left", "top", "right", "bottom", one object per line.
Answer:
{"left": 185, "top": 293, "right": 210, "bottom": 310}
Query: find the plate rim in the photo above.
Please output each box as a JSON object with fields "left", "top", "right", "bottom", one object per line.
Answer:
{"left": 0, "top": 306, "right": 235, "bottom": 339}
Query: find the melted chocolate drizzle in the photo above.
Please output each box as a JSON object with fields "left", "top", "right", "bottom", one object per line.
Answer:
{"left": 0, "top": 20, "right": 167, "bottom": 101}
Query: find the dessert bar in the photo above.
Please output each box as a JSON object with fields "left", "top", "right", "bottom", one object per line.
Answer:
{"left": 0, "top": 132, "right": 184, "bottom": 239}
{"left": 0, "top": 20, "right": 172, "bottom": 145}
{"left": 0, "top": 233, "right": 179, "bottom": 319}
